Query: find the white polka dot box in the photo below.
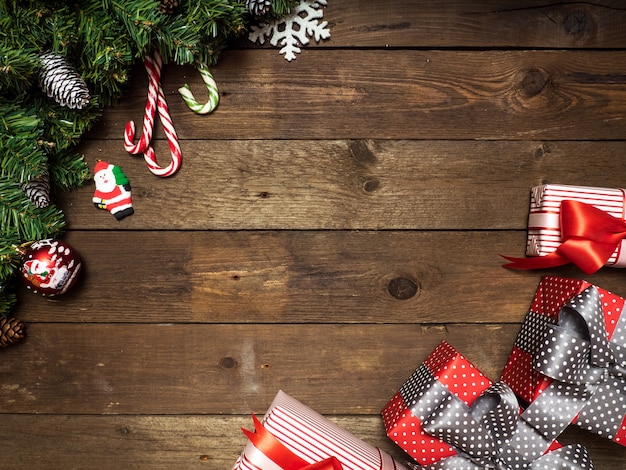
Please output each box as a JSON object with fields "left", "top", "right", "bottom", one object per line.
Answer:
{"left": 380, "top": 340, "right": 595, "bottom": 469}
{"left": 232, "top": 390, "right": 410, "bottom": 470}
{"left": 506, "top": 184, "right": 626, "bottom": 273}
{"left": 500, "top": 276, "right": 626, "bottom": 446}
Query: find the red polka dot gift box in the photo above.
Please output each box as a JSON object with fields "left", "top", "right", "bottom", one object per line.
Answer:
{"left": 502, "top": 184, "right": 626, "bottom": 275}
{"left": 233, "top": 390, "right": 410, "bottom": 470}
{"left": 381, "top": 341, "right": 592, "bottom": 469}
{"left": 500, "top": 276, "right": 626, "bottom": 446}
{"left": 381, "top": 341, "right": 492, "bottom": 466}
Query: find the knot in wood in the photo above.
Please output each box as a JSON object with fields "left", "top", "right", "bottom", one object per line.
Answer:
{"left": 520, "top": 69, "right": 547, "bottom": 97}
{"left": 563, "top": 10, "right": 590, "bottom": 36}
{"left": 387, "top": 277, "right": 418, "bottom": 300}
{"left": 363, "top": 178, "right": 380, "bottom": 193}
{"left": 219, "top": 356, "right": 237, "bottom": 369}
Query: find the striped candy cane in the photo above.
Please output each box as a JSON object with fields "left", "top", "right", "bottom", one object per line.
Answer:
{"left": 177, "top": 63, "right": 220, "bottom": 115}
{"left": 125, "top": 51, "right": 183, "bottom": 177}
{"left": 142, "top": 70, "right": 182, "bottom": 177}
{"left": 124, "top": 53, "right": 163, "bottom": 154}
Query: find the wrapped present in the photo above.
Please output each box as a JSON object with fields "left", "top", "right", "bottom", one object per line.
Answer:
{"left": 233, "top": 390, "right": 409, "bottom": 470}
{"left": 501, "top": 276, "right": 626, "bottom": 446}
{"left": 383, "top": 341, "right": 592, "bottom": 469}
{"left": 502, "top": 184, "right": 626, "bottom": 274}
{"left": 381, "top": 341, "right": 492, "bottom": 466}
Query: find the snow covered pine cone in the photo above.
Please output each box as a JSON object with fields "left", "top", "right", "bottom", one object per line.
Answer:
{"left": 38, "top": 52, "right": 90, "bottom": 110}
{"left": 247, "top": 0, "right": 272, "bottom": 16}
{"left": 0, "top": 317, "right": 25, "bottom": 347}
{"left": 21, "top": 170, "right": 51, "bottom": 209}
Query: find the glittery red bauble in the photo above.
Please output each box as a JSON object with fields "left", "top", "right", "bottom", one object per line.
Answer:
{"left": 20, "top": 239, "right": 82, "bottom": 296}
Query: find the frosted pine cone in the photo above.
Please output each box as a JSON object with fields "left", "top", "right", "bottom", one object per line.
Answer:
{"left": 38, "top": 52, "right": 90, "bottom": 110}
{"left": 21, "top": 170, "right": 51, "bottom": 208}
{"left": 247, "top": 0, "right": 272, "bottom": 16}
{"left": 0, "top": 317, "right": 25, "bottom": 347}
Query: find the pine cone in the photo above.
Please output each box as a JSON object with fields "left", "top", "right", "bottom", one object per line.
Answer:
{"left": 0, "top": 317, "right": 25, "bottom": 347}
{"left": 159, "top": 0, "right": 179, "bottom": 14}
{"left": 38, "top": 52, "right": 90, "bottom": 110}
{"left": 21, "top": 170, "right": 51, "bottom": 208}
{"left": 247, "top": 0, "right": 272, "bottom": 17}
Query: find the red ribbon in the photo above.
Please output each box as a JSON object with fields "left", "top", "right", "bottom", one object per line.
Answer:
{"left": 242, "top": 414, "right": 344, "bottom": 470}
{"left": 503, "top": 199, "right": 626, "bottom": 274}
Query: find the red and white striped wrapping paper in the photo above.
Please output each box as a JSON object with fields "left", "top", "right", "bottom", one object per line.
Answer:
{"left": 525, "top": 184, "right": 626, "bottom": 267}
{"left": 233, "top": 390, "right": 409, "bottom": 470}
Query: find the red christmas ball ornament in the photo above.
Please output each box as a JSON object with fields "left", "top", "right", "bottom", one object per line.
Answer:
{"left": 20, "top": 239, "right": 82, "bottom": 296}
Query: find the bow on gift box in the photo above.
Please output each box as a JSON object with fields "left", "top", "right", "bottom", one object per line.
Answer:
{"left": 242, "top": 414, "right": 344, "bottom": 470}
{"left": 419, "top": 381, "right": 593, "bottom": 469}
{"left": 532, "top": 285, "right": 626, "bottom": 440}
{"left": 503, "top": 199, "right": 626, "bottom": 274}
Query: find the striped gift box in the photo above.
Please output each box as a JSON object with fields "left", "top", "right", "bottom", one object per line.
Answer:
{"left": 526, "top": 184, "right": 626, "bottom": 267}
{"left": 233, "top": 390, "right": 409, "bottom": 470}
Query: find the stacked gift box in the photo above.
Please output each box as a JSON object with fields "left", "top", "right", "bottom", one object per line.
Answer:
{"left": 232, "top": 184, "right": 626, "bottom": 469}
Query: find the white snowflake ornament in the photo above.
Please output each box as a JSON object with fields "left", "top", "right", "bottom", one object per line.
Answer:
{"left": 248, "top": 0, "right": 331, "bottom": 61}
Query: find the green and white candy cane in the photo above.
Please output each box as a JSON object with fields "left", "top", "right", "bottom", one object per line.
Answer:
{"left": 178, "top": 64, "right": 220, "bottom": 115}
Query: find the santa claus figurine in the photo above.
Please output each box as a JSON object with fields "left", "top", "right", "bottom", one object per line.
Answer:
{"left": 93, "top": 160, "right": 134, "bottom": 220}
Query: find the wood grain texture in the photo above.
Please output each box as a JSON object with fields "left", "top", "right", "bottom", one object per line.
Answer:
{"left": 4, "top": 1, "right": 626, "bottom": 468}
{"left": 93, "top": 49, "right": 626, "bottom": 140}
{"left": 0, "top": 323, "right": 536, "bottom": 414}
{"left": 62, "top": 140, "right": 626, "bottom": 230}
{"left": 304, "top": 1, "right": 626, "bottom": 48}
{"left": 13, "top": 230, "right": 626, "bottom": 324}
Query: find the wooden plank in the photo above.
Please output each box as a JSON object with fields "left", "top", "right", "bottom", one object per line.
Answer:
{"left": 1, "top": 415, "right": 624, "bottom": 469}
{"left": 0, "top": 323, "right": 516, "bottom": 415}
{"left": 93, "top": 50, "right": 626, "bottom": 141}
{"left": 14, "top": 230, "right": 626, "bottom": 324}
{"left": 61, "top": 140, "right": 626, "bottom": 230}
{"left": 296, "top": 1, "right": 626, "bottom": 48}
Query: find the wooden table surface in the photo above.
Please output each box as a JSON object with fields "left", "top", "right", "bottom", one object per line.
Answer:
{"left": 3, "top": 1, "right": 626, "bottom": 468}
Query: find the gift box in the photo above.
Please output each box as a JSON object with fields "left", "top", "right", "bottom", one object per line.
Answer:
{"left": 501, "top": 275, "right": 626, "bottom": 446}
{"left": 382, "top": 340, "right": 591, "bottom": 469}
{"left": 381, "top": 341, "right": 493, "bottom": 465}
{"left": 233, "top": 390, "right": 410, "bottom": 470}
{"left": 503, "top": 184, "right": 626, "bottom": 274}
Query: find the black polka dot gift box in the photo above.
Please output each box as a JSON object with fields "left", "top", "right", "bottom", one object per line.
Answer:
{"left": 382, "top": 340, "right": 593, "bottom": 469}
{"left": 500, "top": 276, "right": 626, "bottom": 446}
{"left": 502, "top": 184, "right": 626, "bottom": 275}
{"left": 382, "top": 341, "right": 493, "bottom": 466}
{"left": 233, "top": 390, "right": 410, "bottom": 470}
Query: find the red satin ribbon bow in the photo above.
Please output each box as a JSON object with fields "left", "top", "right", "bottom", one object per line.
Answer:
{"left": 242, "top": 413, "right": 344, "bottom": 470}
{"left": 503, "top": 199, "right": 626, "bottom": 275}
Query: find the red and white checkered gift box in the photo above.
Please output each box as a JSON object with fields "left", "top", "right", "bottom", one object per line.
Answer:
{"left": 381, "top": 341, "right": 492, "bottom": 466}
{"left": 501, "top": 276, "right": 626, "bottom": 446}
{"left": 525, "top": 184, "right": 626, "bottom": 267}
{"left": 234, "top": 390, "right": 409, "bottom": 470}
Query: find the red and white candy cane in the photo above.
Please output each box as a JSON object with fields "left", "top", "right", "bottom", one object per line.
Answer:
{"left": 124, "top": 51, "right": 182, "bottom": 177}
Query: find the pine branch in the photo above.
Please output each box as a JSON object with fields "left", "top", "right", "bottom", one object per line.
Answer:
{"left": 49, "top": 150, "right": 90, "bottom": 191}
{"left": 0, "top": 45, "right": 40, "bottom": 92}
{"left": 0, "top": 283, "right": 17, "bottom": 318}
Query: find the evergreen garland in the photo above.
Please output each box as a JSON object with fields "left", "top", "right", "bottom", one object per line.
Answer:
{"left": 0, "top": 0, "right": 298, "bottom": 339}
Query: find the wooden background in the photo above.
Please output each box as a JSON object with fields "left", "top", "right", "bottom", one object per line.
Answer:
{"left": 3, "top": 1, "right": 626, "bottom": 468}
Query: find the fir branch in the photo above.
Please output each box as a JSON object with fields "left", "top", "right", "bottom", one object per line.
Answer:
{"left": 0, "top": 283, "right": 18, "bottom": 318}
{"left": 105, "top": 0, "right": 167, "bottom": 59}
{"left": 77, "top": 7, "right": 134, "bottom": 105}
{"left": 49, "top": 150, "right": 90, "bottom": 191}
{"left": 0, "top": 194, "right": 65, "bottom": 243}
{"left": 0, "top": 45, "right": 40, "bottom": 92}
